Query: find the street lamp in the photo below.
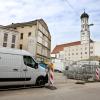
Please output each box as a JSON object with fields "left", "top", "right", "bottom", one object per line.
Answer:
{"left": 89, "top": 24, "right": 94, "bottom": 26}
{"left": 88, "top": 23, "right": 94, "bottom": 65}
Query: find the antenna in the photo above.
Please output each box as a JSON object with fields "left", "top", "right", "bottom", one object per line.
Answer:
{"left": 84, "top": 9, "right": 85, "bottom": 13}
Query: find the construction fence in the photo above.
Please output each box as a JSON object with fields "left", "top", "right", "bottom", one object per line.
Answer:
{"left": 64, "top": 64, "right": 100, "bottom": 81}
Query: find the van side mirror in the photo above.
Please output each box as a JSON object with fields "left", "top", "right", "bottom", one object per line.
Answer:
{"left": 34, "top": 63, "right": 38, "bottom": 69}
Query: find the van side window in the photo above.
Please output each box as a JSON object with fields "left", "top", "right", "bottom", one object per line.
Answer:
{"left": 23, "top": 56, "right": 36, "bottom": 68}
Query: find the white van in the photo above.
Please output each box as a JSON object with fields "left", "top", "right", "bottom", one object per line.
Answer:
{"left": 0, "top": 47, "right": 48, "bottom": 86}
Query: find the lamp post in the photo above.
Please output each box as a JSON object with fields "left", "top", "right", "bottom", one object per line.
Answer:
{"left": 88, "top": 24, "right": 94, "bottom": 65}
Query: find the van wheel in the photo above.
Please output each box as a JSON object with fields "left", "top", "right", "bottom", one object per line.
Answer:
{"left": 36, "top": 77, "right": 45, "bottom": 87}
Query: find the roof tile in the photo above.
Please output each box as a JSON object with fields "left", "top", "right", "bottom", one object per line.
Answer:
{"left": 51, "top": 41, "right": 81, "bottom": 54}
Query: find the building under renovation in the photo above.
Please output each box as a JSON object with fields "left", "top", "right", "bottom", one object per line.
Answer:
{"left": 5, "top": 19, "right": 51, "bottom": 62}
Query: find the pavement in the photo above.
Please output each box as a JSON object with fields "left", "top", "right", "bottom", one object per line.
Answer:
{"left": 0, "top": 72, "right": 100, "bottom": 100}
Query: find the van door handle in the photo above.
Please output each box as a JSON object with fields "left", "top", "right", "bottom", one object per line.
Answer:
{"left": 23, "top": 69, "right": 28, "bottom": 71}
{"left": 13, "top": 69, "right": 18, "bottom": 71}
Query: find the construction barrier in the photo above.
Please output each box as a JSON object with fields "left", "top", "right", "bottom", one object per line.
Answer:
{"left": 96, "top": 68, "right": 99, "bottom": 80}
{"left": 49, "top": 63, "right": 54, "bottom": 85}
{"left": 46, "top": 63, "right": 57, "bottom": 90}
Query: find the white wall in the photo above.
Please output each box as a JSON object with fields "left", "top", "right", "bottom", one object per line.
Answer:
{"left": 94, "top": 42, "right": 100, "bottom": 56}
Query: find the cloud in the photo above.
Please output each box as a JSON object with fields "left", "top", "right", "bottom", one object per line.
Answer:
{"left": 0, "top": 0, "right": 99, "bottom": 50}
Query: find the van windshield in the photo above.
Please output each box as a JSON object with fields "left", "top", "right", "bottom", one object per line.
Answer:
{"left": 23, "top": 56, "right": 36, "bottom": 68}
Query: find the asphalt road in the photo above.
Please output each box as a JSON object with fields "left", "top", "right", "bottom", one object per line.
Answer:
{"left": 0, "top": 73, "right": 100, "bottom": 100}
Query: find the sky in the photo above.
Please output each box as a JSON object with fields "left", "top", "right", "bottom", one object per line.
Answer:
{"left": 0, "top": 0, "right": 100, "bottom": 50}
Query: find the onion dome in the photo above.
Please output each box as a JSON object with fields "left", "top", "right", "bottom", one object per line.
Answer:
{"left": 81, "top": 12, "right": 89, "bottom": 19}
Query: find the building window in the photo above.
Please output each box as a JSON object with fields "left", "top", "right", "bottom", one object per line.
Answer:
{"left": 11, "top": 44, "right": 15, "bottom": 48}
{"left": 90, "top": 47, "right": 93, "bottom": 49}
{"left": 19, "top": 44, "right": 22, "bottom": 49}
{"left": 20, "top": 33, "right": 23, "bottom": 39}
{"left": 21, "top": 26, "right": 24, "bottom": 28}
{"left": 85, "top": 52, "right": 87, "bottom": 54}
{"left": 3, "top": 43, "right": 7, "bottom": 47}
{"left": 65, "top": 58, "right": 67, "bottom": 60}
{"left": 81, "top": 52, "right": 82, "bottom": 55}
{"left": 82, "top": 33, "right": 85, "bottom": 35}
{"left": 4, "top": 33, "right": 8, "bottom": 42}
{"left": 37, "top": 44, "right": 42, "bottom": 54}
{"left": 72, "top": 53, "right": 74, "bottom": 55}
{"left": 3, "top": 33, "right": 8, "bottom": 47}
{"left": 28, "top": 32, "right": 31, "bottom": 36}
{"left": 14, "top": 27, "right": 17, "bottom": 29}
{"left": 85, "top": 47, "right": 87, "bottom": 50}
{"left": 12, "top": 35, "right": 16, "bottom": 43}
{"left": 90, "top": 51, "right": 93, "bottom": 54}
{"left": 83, "top": 25, "right": 84, "bottom": 29}
{"left": 11, "top": 35, "right": 16, "bottom": 48}
{"left": 76, "top": 53, "right": 78, "bottom": 55}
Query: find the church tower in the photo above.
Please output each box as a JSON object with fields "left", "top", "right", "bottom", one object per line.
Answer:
{"left": 80, "top": 11, "right": 90, "bottom": 44}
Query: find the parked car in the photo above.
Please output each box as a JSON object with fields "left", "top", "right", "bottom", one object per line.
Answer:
{"left": 38, "top": 62, "right": 48, "bottom": 69}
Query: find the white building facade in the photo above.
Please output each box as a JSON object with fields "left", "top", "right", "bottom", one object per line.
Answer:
{"left": 0, "top": 27, "right": 19, "bottom": 49}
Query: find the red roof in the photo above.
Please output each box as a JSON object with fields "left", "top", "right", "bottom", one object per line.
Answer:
{"left": 51, "top": 41, "right": 81, "bottom": 54}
